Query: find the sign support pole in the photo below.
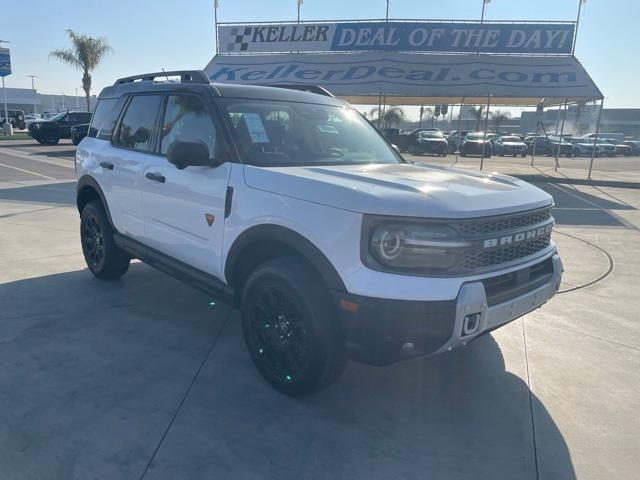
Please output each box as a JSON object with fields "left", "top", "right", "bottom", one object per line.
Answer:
{"left": 588, "top": 98, "right": 604, "bottom": 180}
{"left": 480, "top": 95, "right": 491, "bottom": 171}
{"left": 2, "top": 77, "right": 8, "bottom": 131}
{"left": 555, "top": 98, "right": 569, "bottom": 170}
{"left": 573, "top": 0, "right": 583, "bottom": 56}
{"left": 455, "top": 97, "right": 465, "bottom": 164}
{"left": 214, "top": 3, "right": 219, "bottom": 54}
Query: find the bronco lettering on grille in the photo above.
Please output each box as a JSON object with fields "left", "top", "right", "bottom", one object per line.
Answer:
{"left": 483, "top": 223, "right": 553, "bottom": 248}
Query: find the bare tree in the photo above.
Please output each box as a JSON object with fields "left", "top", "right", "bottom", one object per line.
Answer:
{"left": 50, "top": 30, "right": 112, "bottom": 112}
{"left": 491, "top": 110, "right": 511, "bottom": 133}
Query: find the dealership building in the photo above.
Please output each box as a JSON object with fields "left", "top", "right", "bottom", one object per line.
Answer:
{"left": 521, "top": 107, "right": 640, "bottom": 138}
{"left": 1, "top": 87, "right": 97, "bottom": 115}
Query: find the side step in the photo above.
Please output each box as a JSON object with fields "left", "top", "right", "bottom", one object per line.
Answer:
{"left": 113, "top": 233, "right": 234, "bottom": 305}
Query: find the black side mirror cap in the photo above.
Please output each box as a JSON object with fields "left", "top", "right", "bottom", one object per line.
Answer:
{"left": 167, "top": 140, "right": 221, "bottom": 170}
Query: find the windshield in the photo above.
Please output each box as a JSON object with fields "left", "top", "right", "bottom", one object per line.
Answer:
{"left": 501, "top": 136, "right": 521, "bottom": 142}
{"left": 48, "top": 113, "right": 66, "bottom": 122}
{"left": 419, "top": 131, "right": 444, "bottom": 139}
{"left": 466, "top": 133, "right": 485, "bottom": 141}
{"left": 220, "top": 99, "right": 401, "bottom": 167}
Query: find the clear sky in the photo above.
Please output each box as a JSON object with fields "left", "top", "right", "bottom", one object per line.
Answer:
{"left": 2, "top": 0, "right": 638, "bottom": 114}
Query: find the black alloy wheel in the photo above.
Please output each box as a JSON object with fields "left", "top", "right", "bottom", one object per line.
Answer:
{"left": 241, "top": 258, "right": 347, "bottom": 396}
{"left": 246, "top": 285, "right": 309, "bottom": 383}
{"left": 83, "top": 215, "right": 106, "bottom": 271}
{"left": 80, "top": 201, "right": 130, "bottom": 279}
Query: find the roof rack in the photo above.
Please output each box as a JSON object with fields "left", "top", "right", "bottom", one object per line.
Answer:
{"left": 263, "top": 84, "right": 335, "bottom": 97}
{"left": 114, "top": 70, "right": 210, "bottom": 85}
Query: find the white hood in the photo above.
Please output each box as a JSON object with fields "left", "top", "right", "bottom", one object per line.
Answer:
{"left": 243, "top": 163, "right": 553, "bottom": 218}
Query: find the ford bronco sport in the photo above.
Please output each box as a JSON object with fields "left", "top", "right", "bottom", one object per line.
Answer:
{"left": 76, "top": 70, "right": 563, "bottom": 395}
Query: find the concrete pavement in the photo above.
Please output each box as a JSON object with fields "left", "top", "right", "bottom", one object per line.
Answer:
{"left": 0, "top": 140, "right": 639, "bottom": 479}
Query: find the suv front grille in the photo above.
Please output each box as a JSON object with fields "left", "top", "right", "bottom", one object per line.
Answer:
{"left": 453, "top": 208, "right": 552, "bottom": 237}
{"left": 458, "top": 234, "right": 552, "bottom": 270}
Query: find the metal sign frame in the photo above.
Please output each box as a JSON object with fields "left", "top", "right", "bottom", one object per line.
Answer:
{"left": 216, "top": 19, "right": 577, "bottom": 56}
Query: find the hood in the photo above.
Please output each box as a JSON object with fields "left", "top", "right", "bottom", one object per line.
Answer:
{"left": 243, "top": 163, "right": 552, "bottom": 218}
{"left": 503, "top": 141, "right": 526, "bottom": 147}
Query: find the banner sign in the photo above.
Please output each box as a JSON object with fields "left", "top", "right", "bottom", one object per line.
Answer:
{"left": 205, "top": 53, "right": 601, "bottom": 100}
{"left": 0, "top": 48, "right": 11, "bottom": 77}
{"left": 218, "top": 21, "right": 575, "bottom": 55}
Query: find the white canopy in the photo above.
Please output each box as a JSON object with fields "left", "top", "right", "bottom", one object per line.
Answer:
{"left": 205, "top": 52, "right": 602, "bottom": 106}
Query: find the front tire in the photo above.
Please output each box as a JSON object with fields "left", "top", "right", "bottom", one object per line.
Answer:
{"left": 241, "top": 258, "right": 347, "bottom": 396}
{"left": 80, "top": 201, "right": 130, "bottom": 279}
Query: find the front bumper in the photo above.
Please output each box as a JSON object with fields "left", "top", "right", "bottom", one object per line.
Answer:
{"left": 503, "top": 146, "right": 528, "bottom": 155}
{"left": 334, "top": 254, "right": 563, "bottom": 366}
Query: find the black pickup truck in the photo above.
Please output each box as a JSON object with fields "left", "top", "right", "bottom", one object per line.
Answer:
{"left": 28, "top": 111, "right": 92, "bottom": 145}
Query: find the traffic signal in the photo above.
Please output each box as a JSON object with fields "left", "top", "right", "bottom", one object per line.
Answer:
{"left": 435, "top": 105, "right": 441, "bottom": 117}
{"left": 441, "top": 104, "right": 449, "bottom": 116}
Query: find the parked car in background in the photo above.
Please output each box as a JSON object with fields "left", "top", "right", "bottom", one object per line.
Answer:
{"left": 601, "top": 138, "right": 632, "bottom": 156}
{"left": 581, "top": 132, "right": 625, "bottom": 143}
{"left": 25, "top": 114, "right": 42, "bottom": 125}
{"left": 461, "top": 132, "right": 492, "bottom": 157}
{"left": 0, "top": 109, "right": 27, "bottom": 130}
{"left": 28, "top": 111, "right": 93, "bottom": 145}
{"left": 623, "top": 140, "right": 640, "bottom": 155}
{"left": 527, "top": 136, "right": 573, "bottom": 157}
{"left": 397, "top": 128, "right": 440, "bottom": 153}
{"left": 571, "top": 139, "right": 616, "bottom": 157}
{"left": 548, "top": 136, "right": 574, "bottom": 157}
{"left": 445, "top": 130, "right": 468, "bottom": 153}
{"left": 410, "top": 130, "right": 448, "bottom": 156}
{"left": 71, "top": 123, "right": 90, "bottom": 146}
{"left": 492, "top": 135, "right": 528, "bottom": 157}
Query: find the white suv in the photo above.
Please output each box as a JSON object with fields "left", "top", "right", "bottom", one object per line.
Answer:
{"left": 76, "top": 71, "right": 563, "bottom": 395}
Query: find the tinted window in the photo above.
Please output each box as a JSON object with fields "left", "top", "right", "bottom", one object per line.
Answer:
{"left": 116, "top": 95, "right": 162, "bottom": 151}
{"left": 90, "top": 99, "right": 119, "bottom": 139}
{"left": 160, "top": 95, "right": 217, "bottom": 159}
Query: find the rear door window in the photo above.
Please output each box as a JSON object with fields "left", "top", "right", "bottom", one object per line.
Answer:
{"left": 115, "top": 95, "right": 162, "bottom": 152}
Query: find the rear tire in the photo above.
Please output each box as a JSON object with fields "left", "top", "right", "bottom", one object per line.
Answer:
{"left": 241, "top": 257, "right": 347, "bottom": 396}
{"left": 46, "top": 138, "right": 60, "bottom": 145}
{"left": 80, "top": 201, "right": 130, "bottom": 279}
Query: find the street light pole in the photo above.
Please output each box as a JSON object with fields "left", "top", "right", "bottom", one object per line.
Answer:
{"left": 75, "top": 88, "right": 79, "bottom": 109}
{"left": 27, "top": 75, "right": 38, "bottom": 115}
{"left": 0, "top": 39, "right": 9, "bottom": 129}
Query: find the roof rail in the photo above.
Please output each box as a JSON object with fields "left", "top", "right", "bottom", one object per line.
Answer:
{"left": 263, "top": 84, "right": 335, "bottom": 97}
{"left": 114, "top": 70, "right": 210, "bottom": 85}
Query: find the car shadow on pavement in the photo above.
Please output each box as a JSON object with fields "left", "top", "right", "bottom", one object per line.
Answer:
{"left": 531, "top": 181, "right": 635, "bottom": 228}
{"left": 141, "top": 299, "right": 578, "bottom": 479}
{"left": 0, "top": 263, "right": 576, "bottom": 480}
{"left": 0, "top": 181, "right": 75, "bottom": 206}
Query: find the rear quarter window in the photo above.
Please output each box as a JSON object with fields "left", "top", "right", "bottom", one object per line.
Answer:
{"left": 89, "top": 98, "right": 123, "bottom": 140}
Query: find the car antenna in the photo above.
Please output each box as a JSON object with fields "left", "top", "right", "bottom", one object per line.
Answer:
{"left": 161, "top": 68, "right": 170, "bottom": 82}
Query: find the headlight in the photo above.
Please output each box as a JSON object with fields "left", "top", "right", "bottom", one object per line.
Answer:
{"left": 362, "top": 216, "right": 470, "bottom": 273}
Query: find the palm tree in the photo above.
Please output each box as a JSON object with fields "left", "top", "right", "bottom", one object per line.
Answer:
{"left": 50, "top": 30, "right": 112, "bottom": 112}
{"left": 491, "top": 110, "right": 511, "bottom": 133}
{"left": 382, "top": 106, "right": 406, "bottom": 129}
{"left": 468, "top": 106, "right": 486, "bottom": 131}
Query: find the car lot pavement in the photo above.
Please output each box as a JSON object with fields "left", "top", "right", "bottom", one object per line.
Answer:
{"left": 0, "top": 140, "right": 639, "bottom": 479}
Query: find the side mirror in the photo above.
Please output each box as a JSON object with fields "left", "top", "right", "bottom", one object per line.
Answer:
{"left": 134, "top": 127, "right": 150, "bottom": 144}
{"left": 167, "top": 140, "right": 219, "bottom": 170}
{"left": 391, "top": 144, "right": 401, "bottom": 154}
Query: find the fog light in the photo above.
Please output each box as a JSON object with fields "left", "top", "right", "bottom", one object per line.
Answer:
{"left": 462, "top": 313, "right": 481, "bottom": 336}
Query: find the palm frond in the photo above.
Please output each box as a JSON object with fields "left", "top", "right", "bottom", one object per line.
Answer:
{"left": 49, "top": 49, "right": 83, "bottom": 69}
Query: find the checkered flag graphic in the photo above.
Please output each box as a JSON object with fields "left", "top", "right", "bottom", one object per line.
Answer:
{"left": 227, "top": 27, "right": 253, "bottom": 52}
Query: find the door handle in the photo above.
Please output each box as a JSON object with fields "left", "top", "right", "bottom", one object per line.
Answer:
{"left": 145, "top": 172, "right": 166, "bottom": 183}
{"left": 99, "top": 161, "right": 114, "bottom": 170}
